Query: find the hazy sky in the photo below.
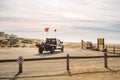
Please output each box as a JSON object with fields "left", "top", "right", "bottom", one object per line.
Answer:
{"left": 0, "top": 0, "right": 120, "bottom": 43}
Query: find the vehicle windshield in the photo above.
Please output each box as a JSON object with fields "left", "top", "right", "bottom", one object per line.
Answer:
{"left": 46, "top": 39, "right": 56, "bottom": 44}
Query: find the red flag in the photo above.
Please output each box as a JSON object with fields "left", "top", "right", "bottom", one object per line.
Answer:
{"left": 45, "top": 27, "right": 49, "bottom": 32}
{"left": 54, "top": 29, "right": 57, "bottom": 32}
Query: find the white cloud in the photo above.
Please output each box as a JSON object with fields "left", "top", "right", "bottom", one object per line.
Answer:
{"left": 0, "top": 0, "right": 120, "bottom": 43}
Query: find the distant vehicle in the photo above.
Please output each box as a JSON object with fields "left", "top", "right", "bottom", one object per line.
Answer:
{"left": 36, "top": 38, "right": 64, "bottom": 54}
{"left": 86, "top": 42, "right": 93, "bottom": 49}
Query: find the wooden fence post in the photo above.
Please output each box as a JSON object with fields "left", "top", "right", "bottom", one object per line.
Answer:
{"left": 19, "top": 63, "right": 23, "bottom": 73}
{"left": 81, "top": 40, "right": 83, "bottom": 49}
{"left": 67, "top": 54, "right": 70, "bottom": 70}
{"left": 97, "top": 38, "right": 99, "bottom": 50}
{"left": 104, "top": 52, "right": 108, "bottom": 68}
{"left": 113, "top": 46, "right": 115, "bottom": 54}
{"left": 17, "top": 56, "right": 24, "bottom": 73}
{"left": 103, "top": 38, "right": 105, "bottom": 49}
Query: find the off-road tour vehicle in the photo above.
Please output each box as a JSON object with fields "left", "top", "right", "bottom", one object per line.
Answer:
{"left": 36, "top": 38, "right": 64, "bottom": 54}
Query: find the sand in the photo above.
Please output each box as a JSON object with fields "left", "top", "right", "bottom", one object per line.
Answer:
{"left": 0, "top": 43, "right": 120, "bottom": 80}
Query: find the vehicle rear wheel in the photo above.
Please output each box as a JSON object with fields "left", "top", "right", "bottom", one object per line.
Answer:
{"left": 50, "top": 47, "right": 55, "bottom": 53}
{"left": 39, "top": 45, "right": 44, "bottom": 54}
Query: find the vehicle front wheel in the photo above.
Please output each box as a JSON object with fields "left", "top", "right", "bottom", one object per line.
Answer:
{"left": 61, "top": 46, "right": 64, "bottom": 52}
{"left": 39, "top": 50, "right": 43, "bottom": 54}
{"left": 50, "top": 47, "right": 55, "bottom": 53}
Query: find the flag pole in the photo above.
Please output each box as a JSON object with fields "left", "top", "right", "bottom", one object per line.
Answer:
{"left": 46, "top": 32, "right": 48, "bottom": 38}
{"left": 55, "top": 31, "right": 57, "bottom": 38}
{"left": 54, "top": 29, "right": 57, "bottom": 38}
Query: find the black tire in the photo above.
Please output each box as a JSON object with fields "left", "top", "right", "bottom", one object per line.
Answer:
{"left": 61, "top": 46, "right": 64, "bottom": 52}
{"left": 50, "top": 47, "right": 55, "bottom": 53}
{"left": 39, "top": 50, "right": 43, "bottom": 54}
{"left": 39, "top": 46, "right": 44, "bottom": 54}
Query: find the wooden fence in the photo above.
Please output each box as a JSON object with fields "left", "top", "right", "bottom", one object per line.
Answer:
{"left": 107, "top": 46, "right": 120, "bottom": 54}
{"left": 0, "top": 53, "right": 120, "bottom": 73}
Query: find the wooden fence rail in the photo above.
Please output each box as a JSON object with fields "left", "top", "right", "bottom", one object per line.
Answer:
{"left": 0, "top": 53, "right": 120, "bottom": 73}
{"left": 0, "top": 55, "right": 120, "bottom": 63}
{"left": 107, "top": 46, "right": 120, "bottom": 54}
